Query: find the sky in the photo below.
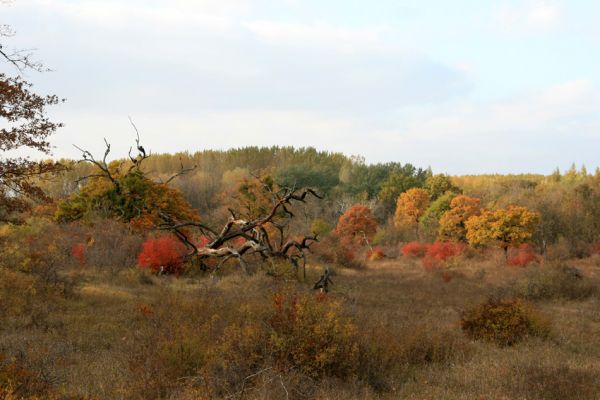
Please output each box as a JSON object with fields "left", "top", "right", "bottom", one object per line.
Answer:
{"left": 2, "top": 0, "right": 600, "bottom": 174}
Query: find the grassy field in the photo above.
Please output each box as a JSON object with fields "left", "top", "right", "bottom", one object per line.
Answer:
{"left": 2, "top": 254, "right": 600, "bottom": 399}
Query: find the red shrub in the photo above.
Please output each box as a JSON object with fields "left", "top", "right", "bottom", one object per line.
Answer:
{"left": 507, "top": 244, "right": 538, "bottom": 267}
{"left": 422, "top": 241, "right": 465, "bottom": 270}
{"left": 367, "top": 246, "right": 386, "bottom": 261}
{"left": 71, "top": 243, "right": 86, "bottom": 267}
{"left": 401, "top": 241, "right": 426, "bottom": 258}
{"left": 137, "top": 235, "right": 187, "bottom": 274}
{"left": 196, "top": 235, "right": 211, "bottom": 248}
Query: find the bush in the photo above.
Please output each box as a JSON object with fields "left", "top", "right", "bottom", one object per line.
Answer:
{"left": 522, "top": 264, "right": 596, "bottom": 300}
{"left": 0, "top": 352, "right": 59, "bottom": 400}
{"left": 460, "top": 297, "right": 551, "bottom": 346}
{"left": 268, "top": 292, "right": 360, "bottom": 379}
{"left": 137, "top": 235, "right": 188, "bottom": 274}
{"left": 367, "top": 247, "right": 386, "bottom": 261}
{"left": 311, "top": 235, "right": 365, "bottom": 268}
{"left": 422, "top": 241, "right": 465, "bottom": 270}
{"left": 401, "top": 241, "right": 426, "bottom": 258}
{"left": 507, "top": 243, "right": 538, "bottom": 267}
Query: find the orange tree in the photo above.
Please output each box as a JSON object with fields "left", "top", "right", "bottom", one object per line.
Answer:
{"left": 335, "top": 204, "right": 378, "bottom": 248}
{"left": 465, "top": 205, "right": 540, "bottom": 259}
{"left": 438, "top": 195, "right": 481, "bottom": 241}
{"left": 394, "top": 188, "right": 430, "bottom": 239}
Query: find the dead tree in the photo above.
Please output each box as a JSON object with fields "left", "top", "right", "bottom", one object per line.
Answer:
{"left": 72, "top": 133, "right": 322, "bottom": 276}
{"left": 158, "top": 183, "right": 322, "bottom": 276}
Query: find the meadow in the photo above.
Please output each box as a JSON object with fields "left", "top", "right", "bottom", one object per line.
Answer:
{"left": 2, "top": 240, "right": 600, "bottom": 399}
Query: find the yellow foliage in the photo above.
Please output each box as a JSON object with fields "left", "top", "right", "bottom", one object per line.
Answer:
{"left": 394, "top": 188, "right": 430, "bottom": 228}
{"left": 465, "top": 205, "right": 540, "bottom": 253}
{"left": 438, "top": 195, "right": 481, "bottom": 241}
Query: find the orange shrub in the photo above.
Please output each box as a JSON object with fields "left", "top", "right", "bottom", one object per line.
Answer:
{"left": 137, "top": 235, "right": 188, "bottom": 274}
{"left": 401, "top": 241, "right": 426, "bottom": 258}
{"left": 367, "top": 247, "right": 386, "bottom": 261}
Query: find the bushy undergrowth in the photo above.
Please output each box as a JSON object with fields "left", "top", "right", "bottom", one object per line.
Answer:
{"left": 0, "top": 352, "right": 59, "bottom": 400}
{"left": 460, "top": 297, "right": 551, "bottom": 346}
{"left": 137, "top": 235, "right": 188, "bottom": 274}
{"left": 507, "top": 243, "right": 539, "bottom": 267}
{"left": 367, "top": 247, "right": 386, "bottom": 261}
{"left": 401, "top": 241, "right": 426, "bottom": 258}
{"left": 422, "top": 241, "right": 465, "bottom": 270}
{"left": 520, "top": 264, "right": 597, "bottom": 300}
{"left": 400, "top": 241, "right": 466, "bottom": 270}
{"left": 311, "top": 234, "right": 365, "bottom": 268}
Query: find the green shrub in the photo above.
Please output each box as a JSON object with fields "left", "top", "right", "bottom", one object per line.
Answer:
{"left": 460, "top": 297, "right": 551, "bottom": 346}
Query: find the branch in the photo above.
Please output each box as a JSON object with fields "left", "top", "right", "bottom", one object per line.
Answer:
{"left": 165, "top": 157, "right": 197, "bottom": 184}
{"left": 158, "top": 185, "right": 322, "bottom": 274}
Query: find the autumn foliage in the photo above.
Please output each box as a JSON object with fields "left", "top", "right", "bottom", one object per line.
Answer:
{"left": 401, "top": 241, "right": 427, "bottom": 258}
{"left": 438, "top": 195, "right": 481, "bottom": 241}
{"left": 466, "top": 205, "right": 540, "bottom": 257}
{"left": 422, "top": 241, "right": 465, "bottom": 270}
{"left": 335, "top": 204, "right": 378, "bottom": 248}
{"left": 394, "top": 188, "right": 430, "bottom": 236}
{"left": 507, "top": 244, "right": 538, "bottom": 267}
{"left": 137, "top": 235, "right": 188, "bottom": 274}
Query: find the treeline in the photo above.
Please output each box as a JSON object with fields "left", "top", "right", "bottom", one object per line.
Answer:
{"left": 37, "top": 148, "right": 600, "bottom": 259}
{"left": 40, "top": 146, "right": 429, "bottom": 222}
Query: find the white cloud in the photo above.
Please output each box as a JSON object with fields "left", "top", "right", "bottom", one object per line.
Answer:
{"left": 32, "top": 0, "right": 234, "bottom": 32}
{"left": 244, "top": 20, "right": 390, "bottom": 53}
{"left": 495, "top": 0, "right": 561, "bottom": 33}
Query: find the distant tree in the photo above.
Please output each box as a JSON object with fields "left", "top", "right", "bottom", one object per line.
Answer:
{"left": 394, "top": 188, "right": 430, "bottom": 239}
{"left": 378, "top": 171, "right": 422, "bottom": 215}
{"left": 420, "top": 191, "right": 458, "bottom": 239}
{"left": 335, "top": 204, "right": 378, "bottom": 248}
{"left": 465, "top": 205, "right": 540, "bottom": 259}
{"left": 424, "top": 174, "right": 460, "bottom": 201}
{"left": 275, "top": 164, "right": 339, "bottom": 195}
{"left": 438, "top": 195, "right": 481, "bottom": 241}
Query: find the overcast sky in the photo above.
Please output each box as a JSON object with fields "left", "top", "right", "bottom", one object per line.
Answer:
{"left": 2, "top": 0, "right": 600, "bottom": 174}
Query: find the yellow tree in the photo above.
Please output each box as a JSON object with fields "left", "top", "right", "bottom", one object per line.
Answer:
{"left": 465, "top": 205, "right": 540, "bottom": 259}
{"left": 438, "top": 195, "right": 481, "bottom": 241}
{"left": 394, "top": 188, "right": 430, "bottom": 239}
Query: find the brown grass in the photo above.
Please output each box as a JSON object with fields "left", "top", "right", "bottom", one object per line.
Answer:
{"left": 1, "top": 251, "right": 600, "bottom": 399}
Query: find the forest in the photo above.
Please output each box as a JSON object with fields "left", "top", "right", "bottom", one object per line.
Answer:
{"left": 3, "top": 3, "right": 600, "bottom": 399}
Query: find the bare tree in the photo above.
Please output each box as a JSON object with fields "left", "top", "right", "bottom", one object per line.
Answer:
{"left": 71, "top": 136, "right": 322, "bottom": 276}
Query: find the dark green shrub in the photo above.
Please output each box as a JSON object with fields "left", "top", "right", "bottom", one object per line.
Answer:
{"left": 460, "top": 297, "right": 551, "bottom": 346}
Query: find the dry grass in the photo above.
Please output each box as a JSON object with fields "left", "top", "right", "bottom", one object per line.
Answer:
{"left": 1, "top": 253, "right": 600, "bottom": 399}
